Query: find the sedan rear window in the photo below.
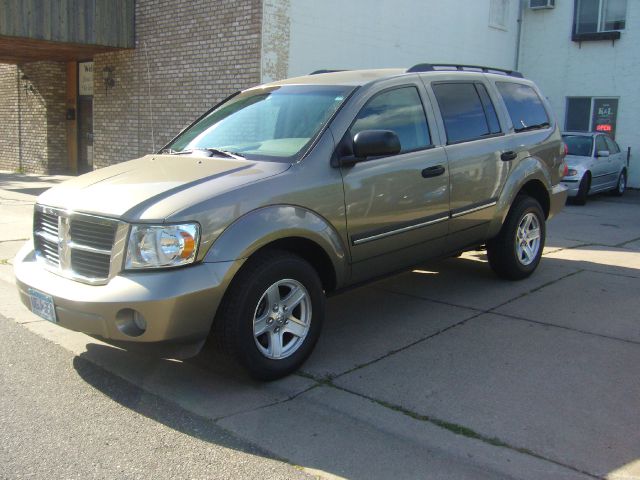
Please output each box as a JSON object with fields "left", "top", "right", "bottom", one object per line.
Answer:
{"left": 562, "top": 135, "right": 593, "bottom": 157}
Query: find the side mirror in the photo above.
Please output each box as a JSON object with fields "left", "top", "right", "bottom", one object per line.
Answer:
{"left": 596, "top": 150, "right": 610, "bottom": 158}
{"left": 353, "top": 130, "right": 401, "bottom": 159}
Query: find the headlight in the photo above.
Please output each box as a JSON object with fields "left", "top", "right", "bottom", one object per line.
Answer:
{"left": 567, "top": 168, "right": 578, "bottom": 177}
{"left": 125, "top": 223, "right": 200, "bottom": 269}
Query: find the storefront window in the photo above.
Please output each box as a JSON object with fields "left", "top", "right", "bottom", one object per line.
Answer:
{"left": 565, "top": 97, "right": 619, "bottom": 139}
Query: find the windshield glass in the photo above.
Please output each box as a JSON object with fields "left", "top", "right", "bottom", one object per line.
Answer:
{"left": 166, "top": 85, "right": 354, "bottom": 162}
{"left": 562, "top": 135, "right": 594, "bottom": 157}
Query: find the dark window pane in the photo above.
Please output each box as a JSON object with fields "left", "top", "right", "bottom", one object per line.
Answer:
{"left": 566, "top": 97, "right": 591, "bottom": 131}
{"left": 604, "top": 136, "right": 620, "bottom": 153}
{"left": 496, "top": 82, "right": 549, "bottom": 132}
{"left": 351, "top": 87, "right": 431, "bottom": 153}
{"left": 603, "top": 0, "right": 627, "bottom": 30}
{"left": 595, "top": 135, "right": 608, "bottom": 153}
{"left": 476, "top": 84, "right": 501, "bottom": 134}
{"left": 592, "top": 98, "right": 618, "bottom": 138}
{"left": 576, "top": 0, "right": 599, "bottom": 33}
{"left": 432, "top": 83, "right": 490, "bottom": 143}
{"left": 562, "top": 135, "right": 594, "bottom": 156}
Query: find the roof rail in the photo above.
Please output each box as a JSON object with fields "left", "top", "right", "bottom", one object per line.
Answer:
{"left": 309, "top": 69, "right": 348, "bottom": 75}
{"left": 407, "top": 63, "right": 523, "bottom": 78}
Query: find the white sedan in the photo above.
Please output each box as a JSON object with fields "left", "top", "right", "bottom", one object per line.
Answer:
{"left": 561, "top": 132, "right": 627, "bottom": 205}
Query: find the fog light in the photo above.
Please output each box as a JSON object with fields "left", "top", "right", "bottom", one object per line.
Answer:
{"left": 115, "top": 308, "right": 147, "bottom": 337}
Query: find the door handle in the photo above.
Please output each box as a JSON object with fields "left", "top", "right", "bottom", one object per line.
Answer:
{"left": 501, "top": 151, "right": 517, "bottom": 161}
{"left": 421, "top": 165, "right": 445, "bottom": 178}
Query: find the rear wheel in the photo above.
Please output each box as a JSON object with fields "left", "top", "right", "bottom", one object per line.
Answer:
{"left": 487, "top": 195, "right": 546, "bottom": 280}
{"left": 574, "top": 174, "right": 590, "bottom": 205}
{"left": 612, "top": 169, "right": 626, "bottom": 197}
{"left": 212, "top": 250, "right": 325, "bottom": 380}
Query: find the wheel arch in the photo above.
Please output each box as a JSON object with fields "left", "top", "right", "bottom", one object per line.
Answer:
{"left": 203, "top": 205, "right": 348, "bottom": 293}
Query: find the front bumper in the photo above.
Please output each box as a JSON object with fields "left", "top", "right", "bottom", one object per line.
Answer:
{"left": 14, "top": 241, "right": 244, "bottom": 359}
{"left": 549, "top": 183, "right": 569, "bottom": 218}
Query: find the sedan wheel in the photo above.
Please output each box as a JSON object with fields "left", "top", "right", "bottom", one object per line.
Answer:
{"left": 612, "top": 170, "right": 626, "bottom": 197}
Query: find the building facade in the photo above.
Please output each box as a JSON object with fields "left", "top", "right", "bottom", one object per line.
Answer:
{"left": 0, "top": 0, "right": 519, "bottom": 175}
{"left": 1, "top": 0, "right": 636, "bottom": 186}
{"left": 519, "top": 0, "right": 637, "bottom": 186}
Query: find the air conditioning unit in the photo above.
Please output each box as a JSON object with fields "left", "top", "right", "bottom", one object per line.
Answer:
{"left": 529, "top": 0, "right": 555, "bottom": 9}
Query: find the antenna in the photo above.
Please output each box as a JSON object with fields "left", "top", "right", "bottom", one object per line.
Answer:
{"left": 143, "top": 41, "right": 156, "bottom": 152}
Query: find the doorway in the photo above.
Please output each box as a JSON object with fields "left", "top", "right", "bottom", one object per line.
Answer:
{"left": 77, "top": 61, "right": 94, "bottom": 174}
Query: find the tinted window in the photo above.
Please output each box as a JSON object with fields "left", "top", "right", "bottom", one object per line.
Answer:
{"left": 595, "top": 135, "right": 608, "bottom": 154}
{"left": 351, "top": 87, "right": 431, "bottom": 153}
{"left": 496, "top": 82, "right": 550, "bottom": 133}
{"left": 432, "top": 83, "right": 493, "bottom": 144}
{"left": 566, "top": 97, "right": 591, "bottom": 131}
{"left": 563, "top": 135, "right": 593, "bottom": 157}
{"left": 605, "top": 136, "right": 620, "bottom": 154}
{"left": 475, "top": 84, "right": 501, "bottom": 134}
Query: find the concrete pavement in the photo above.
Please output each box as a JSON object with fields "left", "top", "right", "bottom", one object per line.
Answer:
{"left": 1, "top": 171, "right": 640, "bottom": 479}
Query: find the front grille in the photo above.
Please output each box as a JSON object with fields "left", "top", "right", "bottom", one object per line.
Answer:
{"left": 34, "top": 207, "right": 120, "bottom": 283}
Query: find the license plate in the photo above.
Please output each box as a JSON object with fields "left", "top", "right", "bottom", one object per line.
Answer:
{"left": 28, "top": 288, "right": 57, "bottom": 323}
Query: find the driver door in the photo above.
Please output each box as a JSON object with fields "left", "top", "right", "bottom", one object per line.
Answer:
{"left": 339, "top": 84, "right": 450, "bottom": 280}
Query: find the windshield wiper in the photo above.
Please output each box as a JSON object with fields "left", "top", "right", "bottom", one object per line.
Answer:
{"left": 167, "top": 148, "right": 245, "bottom": 159}
{"left": 514, "top": 122, "right": 550, "bottom": 133}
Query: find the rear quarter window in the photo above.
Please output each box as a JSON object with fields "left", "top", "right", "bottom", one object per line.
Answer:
{"left": 496, "top": 82, "right": 549, "bottom": 133}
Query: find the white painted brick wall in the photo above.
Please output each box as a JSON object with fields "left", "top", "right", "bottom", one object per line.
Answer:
{"left": 519, "top": 1, "right": 640, "bottom": 187}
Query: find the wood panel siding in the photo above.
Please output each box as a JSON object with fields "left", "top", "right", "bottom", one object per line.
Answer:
{"left": 0, "top": 0, "right": 134, "bottom": 63}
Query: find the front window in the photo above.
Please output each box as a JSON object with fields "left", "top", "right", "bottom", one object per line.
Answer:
{"left": 166, "top": 85, "right": 354, "bottom": 161}
{"left": 562, "top": 135, "right": 594, "bottom": 157}
{"left": 575, "top": 0, "right": 627, "bottom": 34}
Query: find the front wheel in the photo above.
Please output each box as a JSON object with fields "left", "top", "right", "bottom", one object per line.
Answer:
{"left": 574, "top": 174, "right": 589, "bottom": 205}
{"left": 212, "top": 250, "right": 325, "bottom": 380}
{"left": 487, "top": 196, "right": 546, "bottom": 280}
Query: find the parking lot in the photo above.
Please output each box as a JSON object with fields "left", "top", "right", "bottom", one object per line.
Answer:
{"left": 1, "top": 172, "right": 639, "bottom": 479}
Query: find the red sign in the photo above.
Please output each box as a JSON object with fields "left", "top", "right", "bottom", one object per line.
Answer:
{"left": 596, "top": 124, "right": 612, "bottom": 132}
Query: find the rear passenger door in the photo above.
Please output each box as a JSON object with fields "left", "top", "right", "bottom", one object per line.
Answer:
{"left": 428, "top": 79, "right": 508, "bottom": 248}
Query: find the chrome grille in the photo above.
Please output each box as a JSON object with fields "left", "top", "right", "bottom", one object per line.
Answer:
{"left": 33, "top": 206, "right": 122, "bottom": 284}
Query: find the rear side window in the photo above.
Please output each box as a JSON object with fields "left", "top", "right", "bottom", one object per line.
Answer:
{"left": 595, "top": 135, "right": 608, "bottom": 154}
{"left": 350, "top": 86, "right": 431, "bottom": 153}
{"left": 496, "top": 82, "right": 549, "bottom": 132}
{"left": 432, "top": 82, "right": 501, "bottom": 144}
{"left": 604, "top": 136, "right": 620, "bottom": 154}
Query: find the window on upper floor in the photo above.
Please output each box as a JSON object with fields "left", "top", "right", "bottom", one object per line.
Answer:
{"left": 575, "top": 0, "right": 627, "bottom": 34}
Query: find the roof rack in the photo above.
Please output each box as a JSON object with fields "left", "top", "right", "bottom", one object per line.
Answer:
{"left": 309, "top": 69, "right": 348, "bottom": 75}
{"left": 407, "top": 63, "right": 523, "bottom": 78}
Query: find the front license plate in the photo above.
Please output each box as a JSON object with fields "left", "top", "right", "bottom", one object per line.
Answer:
{"left": 28, "top": 288, "right": 57, "bottom": 323}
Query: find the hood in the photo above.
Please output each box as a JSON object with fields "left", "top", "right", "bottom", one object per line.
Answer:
{"left": 37, "top": 154, "right": 290, "bottom": 220}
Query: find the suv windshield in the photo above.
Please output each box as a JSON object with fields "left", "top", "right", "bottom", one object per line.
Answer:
{"left": 166, "top": 85, "right": 353, "bottom": 162}
{"left": 562, "top": 135, "right": 593, "bottom": 157}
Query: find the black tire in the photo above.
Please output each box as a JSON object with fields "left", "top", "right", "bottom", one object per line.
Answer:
{"left": 212, "top": 250, "right": 325, "bottom": 381}
{"left": 611, "top": 169, "right": 626, "bottom": 197}
{"left": 487, "top": 195, "right": 546, "bottom": 280}
{"left": 574, "top": 173, "right": 590, "bottom": 205}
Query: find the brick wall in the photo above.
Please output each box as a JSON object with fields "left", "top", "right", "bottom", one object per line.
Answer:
{"left": 93, "top": 0, "right": 264, "bottom": 169}
{"left": 0, "top": 62, "right": 67, "bottom": 174}
{"left": 0, "top": 64, "right": 19, "bottom": 171}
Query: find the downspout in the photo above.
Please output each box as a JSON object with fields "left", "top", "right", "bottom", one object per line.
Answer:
{"left": 515, "top": 0, "right": 524, "bottom": 70}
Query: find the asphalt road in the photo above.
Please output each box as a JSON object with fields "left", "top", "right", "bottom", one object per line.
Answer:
{"left": 0, "top": 313, "right": 309, "bottom": 480}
